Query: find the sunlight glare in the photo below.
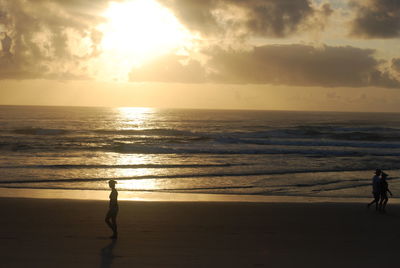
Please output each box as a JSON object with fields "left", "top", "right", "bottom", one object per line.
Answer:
{"left": 117, "top": 107, "right": 153, "bottom": 129}
{"left": 113, "top": 153, "right": 157, "bottom": 191}
{"left": 118, "top": 178, "right": 157, "bottom": 191}
{"left": 97, "top": 0, "right": 196, "bottom": 81}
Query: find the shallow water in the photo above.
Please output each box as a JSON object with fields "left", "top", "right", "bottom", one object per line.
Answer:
{"left": 1, "top": 105, "right": 399, "bottom": 199}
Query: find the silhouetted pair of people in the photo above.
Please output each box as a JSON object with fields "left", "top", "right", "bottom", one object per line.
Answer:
{"left": 105, "top": 180, "right": 118, "bottom": 239}
{"left": 367, "top": 169, "right": 392, "bottom": 213}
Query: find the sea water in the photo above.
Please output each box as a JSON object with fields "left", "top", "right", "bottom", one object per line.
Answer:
{"left": 0, "top": 105, "right": 399, "bottom": 200}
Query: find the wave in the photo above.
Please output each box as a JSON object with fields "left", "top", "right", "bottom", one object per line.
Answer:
{"left": 8, "top": 127, "right": 209, "bottom": 139}
{"left": 0, "top": 163, "right": 238, "bottom": 169}
{"left": 294, "top": 126, "right": 400, "bottom": 142}
{"left": 13, "top": 128, "right": 69, "bottom": 135}
{"left": 2, "top": 140, "right": 400, "bottom": 156}
{"left": 10, "top": 125, "right": 400, "bottom": 141}
{"left": 93, "top": 128, "right": 204, "bottom": 137}
{"left": 109, "top": 143, "right": 400, "bottom": 156}
{"left": 4, "top": 123, "right": 400, "bottom": 156}
{"left": 329, "top": 132, "right": 400, "bottom": 142}
{"left": 95, "top": 126, "right": 400, "bottom": 144}
{"left": 2, "top": 137, "right": 400, "bottom": 156}
{"left": 0, "top": 168, "right": 394, "bottom": 185}
{"left": 0, "top": 185, "right": 258, "bottom": 192}
{"left": 1, "top": 177, "right": 396, "bottom": 197}
{"left": 311, "top": 183, "right": 369, "bottom": 193}
{"left": 235, "top": 138, "right": 400, "bottom": 149}
{"left": 0, "top": 172, "right": 282, "bottom": 185}
{"left": 240, "top": 126, "right": 400, "bottom": 142}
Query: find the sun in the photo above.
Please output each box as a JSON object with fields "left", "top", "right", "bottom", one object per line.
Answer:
{"left": 96, "top": 0, "right": 196, "bottom": 81}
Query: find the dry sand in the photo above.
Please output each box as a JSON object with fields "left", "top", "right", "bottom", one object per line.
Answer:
{"left": 1, "top": 197, "right": 400, "bottom": 267}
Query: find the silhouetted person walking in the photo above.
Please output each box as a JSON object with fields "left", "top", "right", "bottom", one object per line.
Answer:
{"left": 367, "top": 169, "right": 381, "bottom": 210}
{"left": 379, "top": 172, "right": 392, "bottom": 213}
{"left": 105, "top": 180, "right": 118, "bottom": 239}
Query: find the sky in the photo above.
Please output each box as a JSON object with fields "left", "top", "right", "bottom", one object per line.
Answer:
{"left": 0, "top": 0, "right": 400, "bottom": 112}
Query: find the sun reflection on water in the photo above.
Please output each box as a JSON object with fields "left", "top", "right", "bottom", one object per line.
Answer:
{"left": 117, "top": 107, "right": 153, "bottom": 129}
{"left": 111, "top": 152, "right": 159, "bottom": 191}
{"left": 113, "top": 108, "right": 160, "bottom": 191}
{"left": 117, "top": 178, "right": 157, "bottom": 191}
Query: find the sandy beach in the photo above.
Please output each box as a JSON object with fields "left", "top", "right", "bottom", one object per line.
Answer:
{"left": 1, "top": 197, "right": 400, "bottom": 267}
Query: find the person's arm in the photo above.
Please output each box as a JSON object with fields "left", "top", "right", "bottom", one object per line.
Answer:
{"left": 388, "top": 188, "right": 393, "bottom": 196}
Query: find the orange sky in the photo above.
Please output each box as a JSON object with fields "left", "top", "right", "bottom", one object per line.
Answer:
{"left": 1, "top": 0, "right": 400, "bottom": 112}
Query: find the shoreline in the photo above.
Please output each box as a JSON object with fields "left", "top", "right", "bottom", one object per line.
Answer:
{"left": 0, "top": 187, "right": 397, "bottom": 204}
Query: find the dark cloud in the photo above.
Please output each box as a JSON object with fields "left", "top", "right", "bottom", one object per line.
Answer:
{"left": 392, "top": 58, "right": 400, "bottom": 73}
{"left": 206, "top": 45, "right": 400, "bottom": 88}
{"left": 129, "top": 54, "right": 206, "bottom": 83}
{"left": 0, "top": 0, "right": 110, "bottom": 79}
{"left": 161, "top": 0, "right": 332, "bottom": 38}
{"left": 350, "top": 0, "right": 400, "bottom": 38}
{"left": 130, "top": 44, "right": 400, "bottom": 88}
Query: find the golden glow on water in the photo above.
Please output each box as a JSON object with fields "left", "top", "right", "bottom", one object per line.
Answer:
{"left": 112, "top": 110, "right": 160, "bottom": 190}
{"left": 112, "top": 148, "right": 158, "bottom": 191}
{"left": 109, "top": 155, "right": 159, "bottom": 191}
{"left": 118, "top": 167, "right": 152, "bottom": 178}
{"left": 117, "top": 107, "right": 153, "bottom": 129}
{"left": 118, "top": 178, "right": 157, "bottom": 191}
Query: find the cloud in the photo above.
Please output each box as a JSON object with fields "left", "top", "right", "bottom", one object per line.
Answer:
{"left": 130, "top": 44, "right": 400, "bottom": 88}
{"left": 162, "top": 0, "right": 333, "bottom": 38}
{"left": 129, "top": 54, "right": 206, "bottom": 83}
{"left": 207, "top": 44, "right": 400, "bottom": 88}
{"left": 350, "top": 0, "right": 400, "bottom": 38}
{"left": 0, "top": 0, "right": 109, "bottom": 79}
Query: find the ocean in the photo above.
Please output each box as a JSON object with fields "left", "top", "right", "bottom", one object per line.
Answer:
{"left": 0, "top": 105, "right": 399, "bottom": 200}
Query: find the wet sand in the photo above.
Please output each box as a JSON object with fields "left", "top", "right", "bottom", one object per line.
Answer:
{"left": 1, "top": 197, "right": 400, "bottom": 267}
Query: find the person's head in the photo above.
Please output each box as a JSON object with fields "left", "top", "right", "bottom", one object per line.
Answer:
{"left": 108, "top": 180, "right": 117, "bottom": 189}
{"left": 375, "top": 169, "right": 382, "bottom": 175}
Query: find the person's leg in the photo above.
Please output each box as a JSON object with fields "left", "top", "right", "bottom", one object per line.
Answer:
{"left": 111, "top": 215, "right": 118, "bottom": 235}
{"left": 379, "top": 196, "right": 384, "bottom": 211}
{"left": 105, "top": 210, "right": 113, "bottom": 231}
{"left": 368, "top": 192, "right": 379, "bottom": 208}
{"left": 375, "top": 196, "right": 380, "bottom": 210}
{"left": 382, "top": 197, "right": 388, "bottom": 212}
{"left": 372, "top": 193, "right": 380, "bottom": 210}
{"left": 110, "top": 215, "right": 118, "bottom": 238}
{"left": 368, "top": 199, "right": 375, "bottom": 208}
{"left": 368, "top": 196, "right": 377, "bottom": 208}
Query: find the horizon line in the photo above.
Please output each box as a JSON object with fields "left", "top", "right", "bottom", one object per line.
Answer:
{"left": 1, "top": 104, "right": 399, "bottom": 114}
